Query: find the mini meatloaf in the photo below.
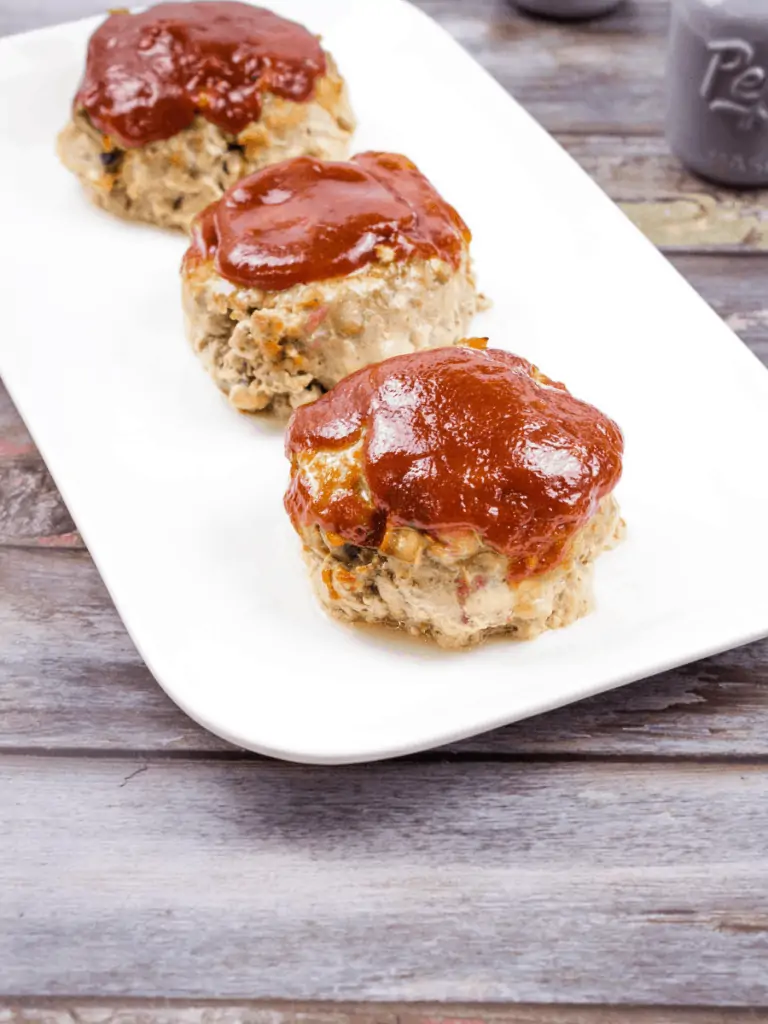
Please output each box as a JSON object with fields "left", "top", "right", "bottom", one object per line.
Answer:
{"left": 181, "top": 151, "right": 482, "bottom": 414}
{"left": 57, "top": 2, "right": 355, "bottom": 231}
{"left": 284, "top": 344, "right": 625, "bottom": 649}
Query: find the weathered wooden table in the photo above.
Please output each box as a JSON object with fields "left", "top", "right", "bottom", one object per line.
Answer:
{"left": 3, "top": 1, "right": 768, "bottom": 1019}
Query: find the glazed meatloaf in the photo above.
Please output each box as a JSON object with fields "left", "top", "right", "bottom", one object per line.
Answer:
{"left": 284, "top": 344, "right": 625, "bottom": 649}
{"left": 57, "top": 2, "right": 355, "bottom": 231}
{"left": 181, "top": 152, "right": 482, "bottom": 415}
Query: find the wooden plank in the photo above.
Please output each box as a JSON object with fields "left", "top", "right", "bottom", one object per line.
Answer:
{"left": 2, "top": 544, "right": 768, "bottom": 757}
{"left": 561, "top": 136, "right": 768, "bottom": 251}
{"left": 3, "top": 756, "right": 768, "bottom": 1002}
{"left": 0, "top": 1003, "right": 762, "bottom": 1024}
{"left": 1, "top": 1, "right": 669, "bottom": 134}
{"left": 675, "top": 255, "right": 768, "bottom": 368}
{"left": 0, "top": 450, "right": 77, "bottom": 549}
{"left": 0, "top": 384, "right": 80, "bottom": 548}
{"left": 419, "top": 0, "right": 668, "bottom": 133}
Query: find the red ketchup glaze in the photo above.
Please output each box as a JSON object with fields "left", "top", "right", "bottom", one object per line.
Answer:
{"left": 75, "top": 2, "right": 326, "bottom": 147}
{"left": 285, "top": 347, "right": 624, "bottom": 580}
{"left": 185, "top": 152, "right": 471, "bottom": 290}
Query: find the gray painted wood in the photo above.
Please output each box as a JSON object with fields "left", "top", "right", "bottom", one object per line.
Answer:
{"left": 562, "top": 135, "right": 768, "bottom": 251}
{"left": 0, "top": 1005, "right": 763, "bottom": 1024}
{"left": 3, "top": 0, "right": 768, "bottom": 1012}
{"left": 3, "top": 755, "right": 768, "bottom": 1003}
{"left": 3, "top": 544, "right": 768, "bottom": 757}
{"left": 420, "top": 0, "right": 668, "bottom": 133}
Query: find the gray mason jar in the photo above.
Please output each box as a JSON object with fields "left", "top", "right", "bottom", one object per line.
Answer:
{"left": 513, "top": 0, "right": 624, "bottom": 19}
{"left": 666, "top": 0, "right": 768, "bottom": 186}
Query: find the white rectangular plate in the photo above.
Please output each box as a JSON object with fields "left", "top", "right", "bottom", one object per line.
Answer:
{"left": 2, "top": 0, "right": 768, "bottom": 764}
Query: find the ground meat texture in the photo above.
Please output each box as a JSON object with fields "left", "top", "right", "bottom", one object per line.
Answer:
{"left": 182, "top": 248, "right": 480, "bottom": 415}
{"left": 297, "top": 497, "right": 624, "bottom": 649}
{"left": 58, "top": 63, "right": 354, "bottom": 232}
{"left": 284, "top": 345, "right": 625, "bottom": 647}
{"left": 180, "top": 154, "right": 482, "bottom": 414}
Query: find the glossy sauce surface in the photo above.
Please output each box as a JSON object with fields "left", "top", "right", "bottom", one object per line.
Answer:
{"left": 285, "top": 347, "right": 624, "bottom": 579}
{"left": 186, "top": 152, "right": 471, "bottom": 290}
{"left": 75, "top": 2, "right": 326, "bottom": 147}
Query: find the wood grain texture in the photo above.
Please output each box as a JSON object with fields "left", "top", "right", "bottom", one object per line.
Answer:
{"left": 2, "top": 545, "right": 768, "bottom": 757}
{"left": 1, "top": 0, "right": 666, "bottom": 134}
{"left": 0, "top": 1005, "right": 764, "bottom": 1024}
{"left": 561, "top": 136, "right": 768, "bottom": 251}
{"left": 4, "top": 0, "right": 768, "bottom": 1012}
{"left": 419, "top": 0, "right": 668, "bottom": 133}
{"left": 3, "top": 756, "right": 768, "bottom": 1002}
{"left": 0, "top": 384, "right": 79, "bottom": 548}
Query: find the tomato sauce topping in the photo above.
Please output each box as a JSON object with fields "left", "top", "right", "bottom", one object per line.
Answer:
{"left": 185, "top": 152, "right": 471, "bottom": 290}
{"left": 75, "top": 2, "right": 326, "bottom": 147}
{"left": 285, "top": 347, "right": 623, "bottom": 579}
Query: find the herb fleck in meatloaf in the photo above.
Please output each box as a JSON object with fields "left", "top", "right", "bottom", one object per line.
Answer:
{"left": 284, "top": 345, "right": 625, "bottom": 648}
{"left": 181, "top": 152, "right": 483, "bottom": 414}
{"left": 57, "top": 2, "right": 355, "bottom": 231}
